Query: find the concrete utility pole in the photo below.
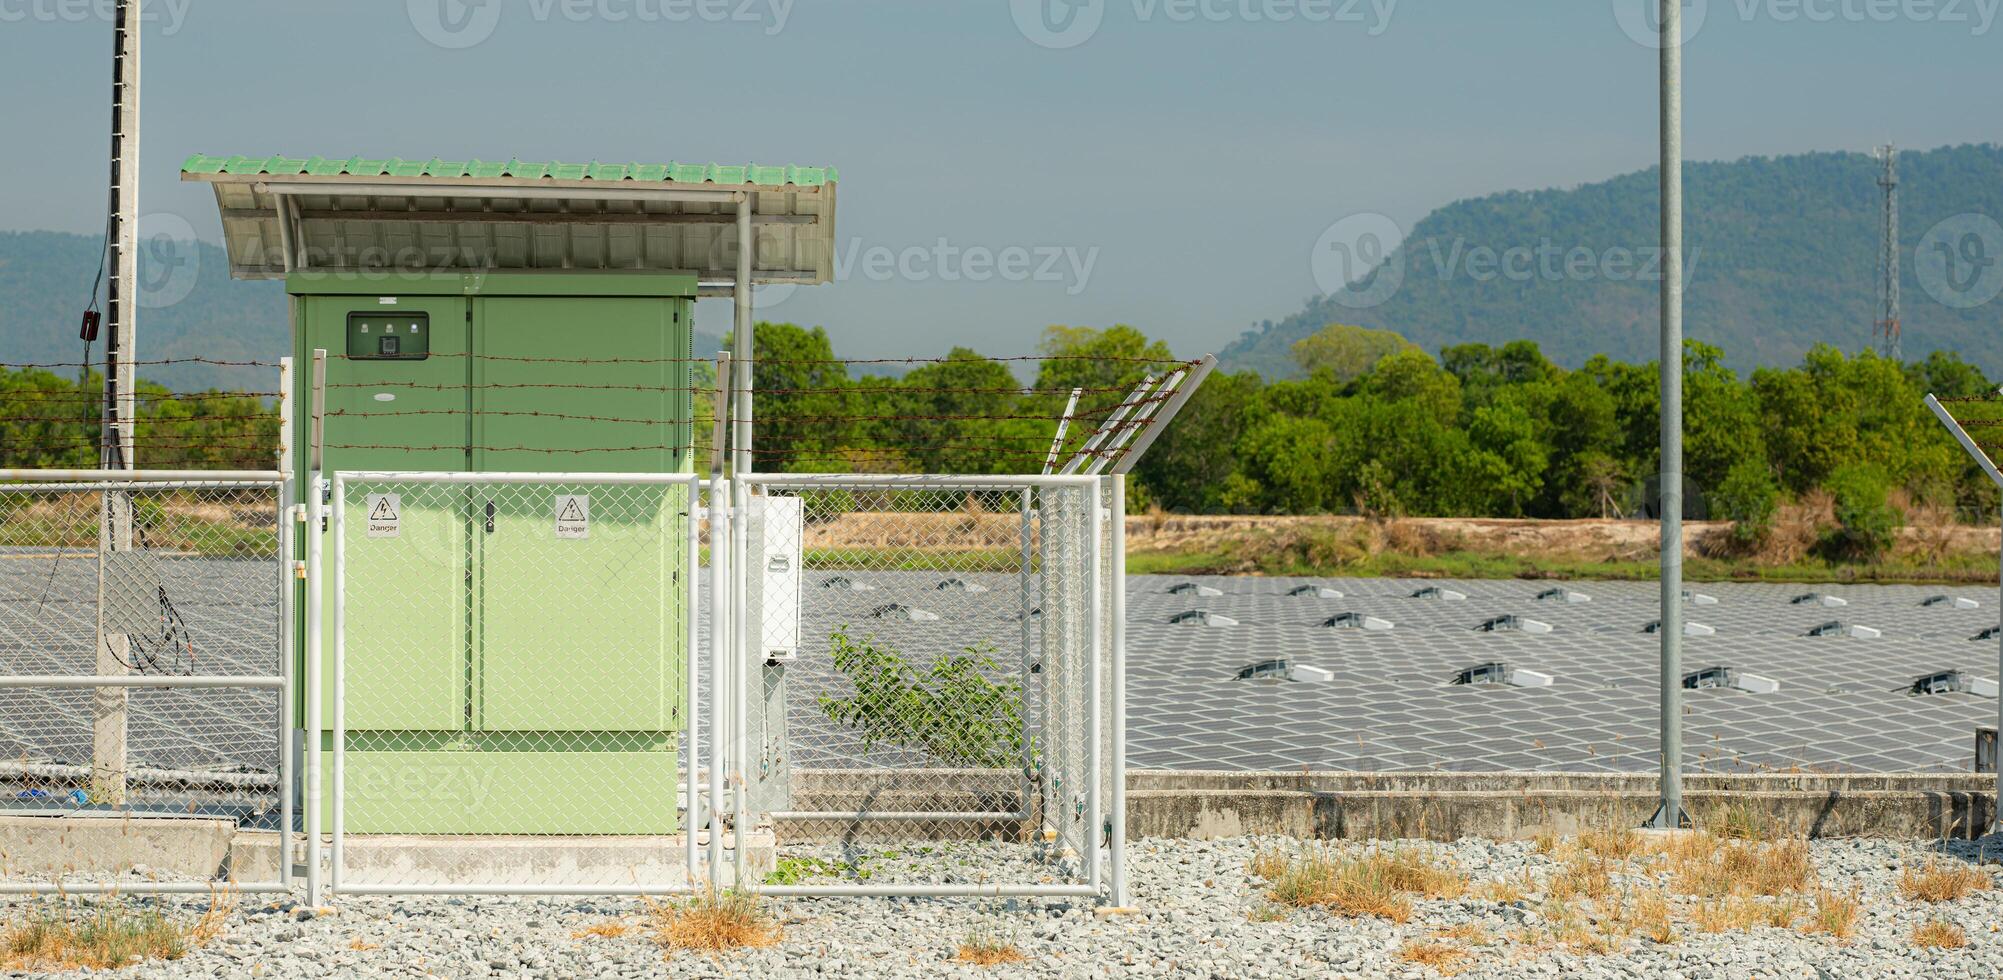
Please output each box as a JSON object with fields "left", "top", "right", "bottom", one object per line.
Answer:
{"left": 94, "top": 0, "right": 141, "bottom": 805}
{"left": 1653, "top": 0, "right": 1686, "bottom": 830}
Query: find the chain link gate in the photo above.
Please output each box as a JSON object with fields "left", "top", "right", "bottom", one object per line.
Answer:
{"left": 329, "top": 473, "right": 707, "bottom": 895}
{"left": 733, "top": 474, "right": 1120, "bottom": 899}
{"left": 0, "top": 473, "right": 292, "bottom": 895}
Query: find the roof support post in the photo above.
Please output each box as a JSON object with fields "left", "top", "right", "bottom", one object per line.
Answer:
{"left": 732, "top": 193, "right": 754, "bottom": 476}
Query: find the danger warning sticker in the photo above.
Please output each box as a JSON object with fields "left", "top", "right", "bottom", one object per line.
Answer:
{"left": 554, "top": 494, "right": 590, "bottom": 540}
{"left": 366, "top": 493, "right": 401, "bottom": 539}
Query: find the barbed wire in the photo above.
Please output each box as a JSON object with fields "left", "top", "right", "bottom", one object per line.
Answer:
{"left": 0, "top": 357, "right": 283, "bottom": 370}
{"left": 1, "top": 353, "right": 1177, "bottom": 472}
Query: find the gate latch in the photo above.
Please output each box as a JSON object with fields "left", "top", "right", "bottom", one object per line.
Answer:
{"left": 484, "top": 501, "right": 496, "bottom": 533}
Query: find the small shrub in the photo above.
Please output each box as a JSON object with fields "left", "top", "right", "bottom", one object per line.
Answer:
{"left": 1912, "top": 919, "right": 1968, "bottom": 950}
{"left": 647, "top": 890, "right": 779, "bottom": 953}
{"left": 1898, "top": 856, "right": 1992, "bottom": 903}
{"left": 1821, "top": 463, "right": 1902, "bottom": 561}
{"left": 817, "top": 629, "right": 1025, "bottom": 768}
{"left": 1714, "top": 459, "right": 1781, "bottom": 546}
{"left": 764, "top": 856, "right": 869, "bottom": 886}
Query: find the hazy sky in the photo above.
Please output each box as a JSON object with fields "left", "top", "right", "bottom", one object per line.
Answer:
{"left": 3, "top": 1, "right": 1999, "bottom": 356}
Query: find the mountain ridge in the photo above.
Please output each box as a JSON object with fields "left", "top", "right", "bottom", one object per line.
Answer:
{"left": 1221, "top": 143, "right": 2003, "bottom": 378}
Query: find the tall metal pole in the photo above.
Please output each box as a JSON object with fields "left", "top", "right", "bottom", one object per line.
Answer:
{"left": 1653, "top": 0, "right": 1686, "bottom": 830}
{"left": 732, "top": 194, "right": 754, "bottom": 476}
{"left": 93, "top": 0, "right": 141, "bottom": 807}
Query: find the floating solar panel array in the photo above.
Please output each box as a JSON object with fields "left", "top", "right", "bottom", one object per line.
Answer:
{"left": 1120, "top": 575, "right": 2001, "bottom": 774}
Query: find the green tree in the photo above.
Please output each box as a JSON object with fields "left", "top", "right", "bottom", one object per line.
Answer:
{"left": 1290, "top": 324, "right": 1419, "bottom": 382}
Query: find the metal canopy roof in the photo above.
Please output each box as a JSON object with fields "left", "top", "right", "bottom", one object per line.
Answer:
{"left": 181, "top": 154, "right": 837, "bottom": 289}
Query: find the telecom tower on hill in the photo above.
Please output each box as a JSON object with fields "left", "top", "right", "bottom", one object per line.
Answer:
{"left": 1874, "top": 144, "right": 1902, "bottom": 361}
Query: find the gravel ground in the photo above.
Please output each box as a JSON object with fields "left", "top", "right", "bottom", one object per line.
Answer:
{"left": 10, "top": 836, "right": 2003, "bottom": 979}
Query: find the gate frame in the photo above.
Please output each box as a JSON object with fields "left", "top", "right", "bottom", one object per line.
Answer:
{"left": 0, "top": 468, "right": 293, "bottom": 897}
{"left": 731, "top": 471, "right": 1123, "bottom": 901}
{"left": 326, "top": 470, "right": 710, "bottom": 897}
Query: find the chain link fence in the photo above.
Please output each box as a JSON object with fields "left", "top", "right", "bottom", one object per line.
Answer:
{"left": 737, "top": 475, "right": 1116, "bottom": 897}
{"left": 0, "top": 475, "right": 289, "bottom": 893}
{"left": 330, "top": 473, "right": 702, "bottom": 893}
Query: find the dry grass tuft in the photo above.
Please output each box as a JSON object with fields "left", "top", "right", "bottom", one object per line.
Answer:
{"left": 1259, "top": 846, "right": 1464, "bottom": 923}
{"left": 0, "top": 887, "right": 234, "bottom": 972}
{"left": 956, "top": 936, "right": 1027, "bottom": 967}
{"left": 571, "top": 921, "right": 633, "bottom": 940}
{"left": 1547, "top": 854, "right": 1617, "bottom": 904}
{"left": 1634, "top": 893, "right": 1678, "bottom": 945}
{"left": 1247, "top": 847, "right": 1292, "bottom": 882}
{"left": 1805, "top": 887, "right": 1861, "bottom": 940}
{"left": 1665, "top": 834, "right": 1813, "bottom": 898}
{"left": 646, "top": 890, "right": 780, "bottom": 954}
{"left": 1578, "top": 827, "right": 1648, "bottom": 862}
{"left": 1709, "top": 802, "right": 1779, "bottom": 842}
{"left": 1898, "top": 856, "right": 1993, "bottom": 904}
{"left": 1394, "top": 939, "right": 1469, "bottom": 973}
{"left": 1475, "top": 876, "right": 1528, "bottom": 905}
{"left": 1912, "top": 919, "right": 1968, "bottom": 950}
{"left": 1690, "top": 895, "right": 1760, "bottom": 934}
{"left": 348, "top": 938, "right": 380, "bottom": 951}
{"left": 1431, "top": 923, "right": 1493, "bottom": 946}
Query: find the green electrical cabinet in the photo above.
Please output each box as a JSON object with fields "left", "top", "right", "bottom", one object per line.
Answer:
{"left": 184, "top": 152, "right": 838, "bottom": 837}
{"left": 290, "top": 273, "right": 696, "bottom": 834}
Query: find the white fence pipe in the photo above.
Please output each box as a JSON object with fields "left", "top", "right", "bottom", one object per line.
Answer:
{"left": 0, "top": 676, "right": 281, "bottom": 689}
{"left": 330, "top": 474, "right": 346, "bottom": 894}
{"left": 707, "top": 480, "right": 729, "bottom": 880}
{"left": 304, "top": 470, "right": 323, "bottom": 906}
{"left": 1109, "top": 475, "right": 1129, "bottom": 906}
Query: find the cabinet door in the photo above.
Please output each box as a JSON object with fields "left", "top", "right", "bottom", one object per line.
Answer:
{"left": 312, "top": 296, "right": 470, "bottom": 732}
{"left": 469, "top": 297, "right": 684, "bottom": 732}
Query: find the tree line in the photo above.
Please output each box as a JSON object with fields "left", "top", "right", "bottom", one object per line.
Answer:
{"left": 6, "top": 320, "right": 1996, "bottom": 563}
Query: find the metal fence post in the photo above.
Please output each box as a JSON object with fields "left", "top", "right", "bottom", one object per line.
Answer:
{"left": 708, "top": 479, "right": 729, "bottom": 882}
{"left": 1108, "top": 475, "right": 1128, "bottom": 906}
{"left": 330, "top": 474, "right": 346, "bottom": 895}
{"left": 305, "top": 469, "right": 323, "bottom": 906}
